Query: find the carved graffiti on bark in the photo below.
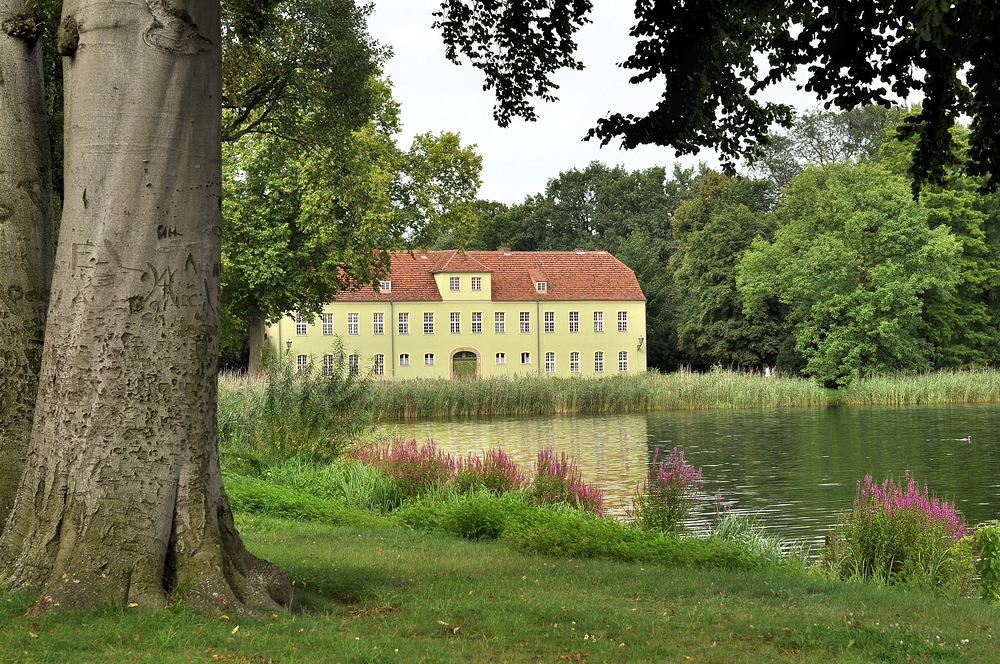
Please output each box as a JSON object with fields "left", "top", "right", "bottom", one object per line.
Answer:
{"left": 143, "top": 0, "right": 211, "bottom": 54}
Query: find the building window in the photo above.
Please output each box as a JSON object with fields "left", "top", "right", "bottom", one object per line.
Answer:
{"left": 545, "top": 352, "right": 555, "bottom": 373}
{"left": 425, "top": 353, "right": 435, "bottom": 366}
{"left": 521, "top": 352, "right": 531, "bottom": 365}
{"left": 374, "top": 354, "right": 385, "bottom": 376}
{"left": 295, "top": 314, "right": 307, "bottom": 336}
{"left": 519, "top": 311, "right": 530, "bottom": 333}
{"left": 398, "top": 312, "right": 409, "bottom": 335}
{"left": 618, "top": 311, "right": 628, "bottom": 332}
{"left": 322, "top": 354, "right": 334, "bottom": 376}
{"left": 569, "top": 311, "right": 579, "bottom": 333}
{"left": 536, "top": 281, "right": 547, "bottom": 292}
{"left": 495, "top": 311, "right": 505, "bottom": 334}
{"left": 373, "top": 312, "right": 384, "bottom": 335}
{"left": 450, "top": 312, "right": 461, "bottom": 334}
{"left": 544, "top": 311, "right": 554, "bottom": 333}
{"left": 379, "top": 280, "right": 391, "bottom": 291}
{"left": 321, "top": 313, "right": 333, "bottom": 335}
{"left": 296, "top": 354, "right": 308, "bottom": 374}
{"left": 471, "top": 311, "right": 482, "bottom": 334}
{"left": 594, "top": 311, "right": 604, "bottom": 333}
{"left": 595, "top": 351, "right": 605, "bottom": 373}
{"left": 619, "top": 351, "right": 629, "bottom": 372}
{"left": 347, "top": 312, "right": 358, "bottom": 335}
{"left": 348, "top": 354, "right": 358, "bottom": 375}
{"left": 423, "top": 312, "right": 434, "bottom": 334}
{"left": 399, "top": 353, "right": 410, "bottom": 366}
{"left": 570, "top": 352, "right": 580, "bottom": 373}
{"left": 496, "top": 352, "right": 506, "bottom": 365}
{"left": 471, "top": 276, "right": 482, "bottom": 291}
{"left": 449, "top": 276, "right": 460, "bottom": 291}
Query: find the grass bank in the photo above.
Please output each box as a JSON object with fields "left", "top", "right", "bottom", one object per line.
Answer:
{"left": 365, "top": 369, "right": 827, "bottom": 420}
{"left": 4, "top": 514, "right": 998, "bottom": 663}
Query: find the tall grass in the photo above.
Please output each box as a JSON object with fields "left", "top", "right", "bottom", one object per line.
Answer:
{"left": 840, "top": 368, "right": 1000, "bottom": 405}
{"left": 366, "top": 368, "right": 827, "bottom": 420}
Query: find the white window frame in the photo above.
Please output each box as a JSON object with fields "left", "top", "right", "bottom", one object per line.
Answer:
{"left": 619, "top": 351, "right": 629, "bottom": 372}
{"left": 570, "top": 352, "right": 580, "bottom": 374}
{"left": 569, "top": 311, "right": 579, "bottom": 333}
{"left": 450, "top": 312, "right": 461, "bottom": 334}
{"left": 379, "top": 280, "right": 392, "bottom": 291}
{"left": 295, "top": 314, "right": 307, "bottom": 336}
{"left": 595, "top": 351, "right": 605, "bottom": 373}
{"left": 471, "top": 311, "right": 482, "bottom": 334}
{"left": 449, "top": 276, "right": 460, "bottom": 291}
{"left": 296, "top": 354, "right": 309, "bottom": 374}
{"left": 425, "top": 353, "right": 435, "bottom": 366}
{"left": 594, "top": 311, "right": 604, "bottom": 333}
{"left": 373, "top": 312, "right": 384, "bottom": 335}
{"left": 496, "top": 352, "right": 506, "bottom": 365}
{"left": 519, "top": 311, "right": 530, "bottom": 334}
{"left": 398, "top": 312, "right": 409, "bottom": 335}
{"left": 399, "top": 353, "right": 410, "bottom": 366}
{"left": 348, "top": 354, "right": 359, "bottom": 375}
{"left": 423, "top": 312, "right": 434, "bottom": 334}
{"left": 521, "top": 351, "right": 531, "bottom": 365}
{"left": 321, "top": 313, "right": 333, "bottom": 336}
{"left": 545, "top": 352, "right": 555, "bottom": 373}
{"left": 544, "top": 311, "right": 554, "bottom": 333}
{"left": 618, "top": 311, "right": 628, "bottom": 332}
{"left": 471, "top": 276, "right": 482, "bottom": 291}
{"left": 535, "top": 281, "right": 547, "bottom": 292}
{"left": 322, "top": 354, "right": 334, "bottom": 376}
{"left": 495, "top": 311, "right": 505, "bottom": 334}
{"left": 347, "top": 312, "right": 359, "bottom": 335}
{"left": 374, "top": 354, "right": 385, "bottom": 376}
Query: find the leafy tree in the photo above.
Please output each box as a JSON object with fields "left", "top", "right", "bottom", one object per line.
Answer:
{"left": 671, "top": 175, "right": 785, "bottom": 369}
{"left": 436, "top": 1, "right": 1000, "bottom": 192}
{"left": 738, "top": 164, "right": 960, "bottom": 385}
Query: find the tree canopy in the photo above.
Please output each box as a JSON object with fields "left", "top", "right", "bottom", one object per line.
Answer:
{"left": 436, "top": 1, "right": 1000, "bottom": 192}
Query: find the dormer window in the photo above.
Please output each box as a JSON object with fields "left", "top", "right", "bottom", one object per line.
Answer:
{"left": 379, "top": 280, "right": 391, "bottom": 291}
{"left": 535, "top": 281, "right": 547, "bottom": 292}
{"left": 449, "top": 276, "right": 460, "bottom": 291}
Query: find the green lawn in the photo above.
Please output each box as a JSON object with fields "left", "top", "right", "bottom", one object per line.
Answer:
{"left": 3, "top": 514, "right": 998, "bottom": 663}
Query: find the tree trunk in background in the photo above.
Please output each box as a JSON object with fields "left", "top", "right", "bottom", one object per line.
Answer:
{"left": 0, "top": 0, "right": 54, "bottom": 530}
{"left": 0, "top": 0, "right": 291, "bottom": 612}
{"left": 248, "top": 314, "right": 266, "bottom": 374}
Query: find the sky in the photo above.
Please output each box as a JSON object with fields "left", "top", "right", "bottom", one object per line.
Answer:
{"left": 367, "top": 1, "right": 820, "bottom": 205}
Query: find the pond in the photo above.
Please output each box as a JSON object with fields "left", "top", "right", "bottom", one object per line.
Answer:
{"left": 380, "top": 404, "right": 1000, "bottom": 546}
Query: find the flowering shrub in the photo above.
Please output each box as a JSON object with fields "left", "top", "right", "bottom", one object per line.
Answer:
{"left": 628, "top": 446, "right": 703, "bottom": 533}
{"left": 830, "top": 472, "right": 968, "bottom": 586}
{"left": 530, "top": 448, "right": 604, "bottom": 515}
{"left": 354, "top": 438, "right": 456, "bottom": 499}
{"left": 455, "top": 448, "right": 528, "bottom": 495}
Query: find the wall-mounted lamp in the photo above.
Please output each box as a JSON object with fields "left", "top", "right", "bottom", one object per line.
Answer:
{"left": 637, "top": 335, "right": 644, "bottom": 350}
{"left": 285, "top": 338, "right": 292, "bottom": 354}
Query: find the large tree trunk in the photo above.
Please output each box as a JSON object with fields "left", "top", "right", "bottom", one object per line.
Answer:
{"left": 247, "top": 314, "right": 266, "bottom": 374}
{"left": 0, "top": 0, "right": 54, "bottom": 528}
{"left": 0, "top": 0, "right": 291, "bottom": 612}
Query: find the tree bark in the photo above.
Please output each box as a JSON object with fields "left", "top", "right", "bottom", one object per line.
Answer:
{"left": 247, "top": 314, "right": 266, "bottom": 374}
{"left": 0, "top": 0, "right": 53, "bottom": 529}
{"left": 0, "top": 0, "right": 291, "bottom": 612}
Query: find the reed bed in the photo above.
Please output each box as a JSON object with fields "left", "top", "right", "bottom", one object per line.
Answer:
{"left": 365, "top": 369, "right": 827, "bottom": 421}
{"left": 840, "top": 369, "right": 1000, "bottom": 406}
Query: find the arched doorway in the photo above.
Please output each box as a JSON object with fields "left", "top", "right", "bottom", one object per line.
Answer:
{"left": 451, "top": 349, "right": 480, "bottom": 380}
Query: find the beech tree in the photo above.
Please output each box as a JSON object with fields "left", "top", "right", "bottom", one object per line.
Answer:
{"left": 0, "top": 0, "right": 291, "bottom": 612}
{"left": 436, "top": 1, "right": 1000, "bottom": 192}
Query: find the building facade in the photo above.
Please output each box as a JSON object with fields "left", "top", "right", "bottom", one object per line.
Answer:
{"left": 267, "top": 249, "right": 647, "bottom": 379}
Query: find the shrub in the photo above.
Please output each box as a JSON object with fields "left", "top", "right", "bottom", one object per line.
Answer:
{"left": 628, "top": 446, "right": 702, "bottom": 533}
{"left": 530, "top": 448, "right": 604, "bottom": 515}
{"left": 829, "top": 472, "right": 969, "bottom": 588}
{"left": 977, "top": 521, "right": 1000, "bottom": 603}
{"left": 355, "top": 438, "right": 457, "bottom": 500}
{"left": 455, "top": 448, "right": 529, "bottom": 495}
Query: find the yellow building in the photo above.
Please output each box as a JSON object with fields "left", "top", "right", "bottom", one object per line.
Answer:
{"left": 267, "top": 249, "right": 647, "bottom": 379}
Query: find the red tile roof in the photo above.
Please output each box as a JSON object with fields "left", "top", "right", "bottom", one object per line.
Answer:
{"left": 335, "top": 250, "right": 645, "bottom": 302}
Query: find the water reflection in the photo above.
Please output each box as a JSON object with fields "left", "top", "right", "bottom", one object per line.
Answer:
{"left": 381, "top": 403, "right": 1000, "bottom": 545}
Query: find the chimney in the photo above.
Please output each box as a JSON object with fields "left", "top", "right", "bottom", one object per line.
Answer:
{"left": 419, "top": 246, "right": 428, "bottom": 259}
{"left": 500, "top": 247, "right": 512, "bottom": 256}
